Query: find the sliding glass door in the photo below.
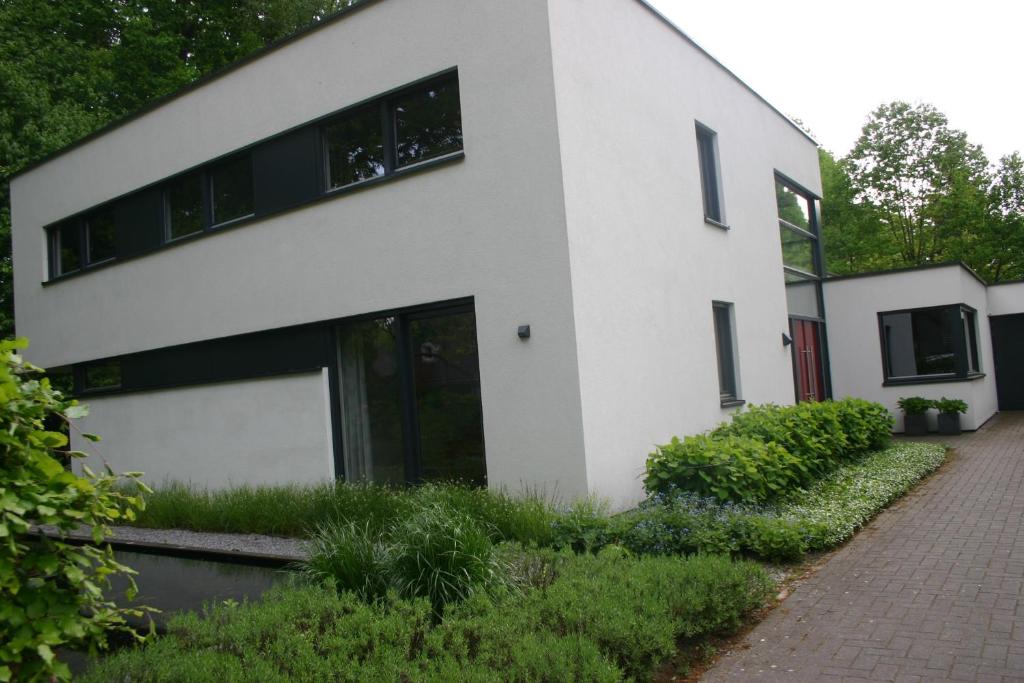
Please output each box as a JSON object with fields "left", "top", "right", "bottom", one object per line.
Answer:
{"left": 337, "top": 304, "right": 486, "bottom": 486}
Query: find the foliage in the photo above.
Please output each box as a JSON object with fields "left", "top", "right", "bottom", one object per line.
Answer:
{"left": 646, "top": 399, "right": 893, "bottom": 503}
{"left": 298, "top": 520, "right": 387, "bottom": 602}
{"left": 933, "top": 397, "right": 968, "bottom": 414}
{"left": 609, "top": 442, "right": 947, "bottom": 562}
{"left": 81, "top": 552, "right": 773, "bottom": 683}
{"left": 897, "top": 396, "right": 933, "bottom": 416}
{"left": 0, "top": 339, "right": 149, "bottom": 681}
{"left": 644, "top": 434, "right": 799, "bottom": 504}
{"left": 131, "top": 480, "right": 560, "bottom": 545}
{"left": 821, "top": 102, "right": 1023, "bottom": 281}
{"left": 0, "top": 0, "right": 360, "bottom": 339}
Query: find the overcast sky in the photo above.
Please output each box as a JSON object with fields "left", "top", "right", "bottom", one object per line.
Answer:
{"left": 647, "top": 0, "right": 1023, "bottom": 162}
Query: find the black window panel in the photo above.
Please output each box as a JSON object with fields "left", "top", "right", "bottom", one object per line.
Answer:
{"left": 166, "top": 171, "right": 205, "bottom": 240}
{"left": 253, "top": 127, "right": 321, "bottom": 216}
{"left": 120, "top": 325, "right": 330, "bottom": 392}
{"left": 114, "top": 188, "right": 164, "bottom": 257}
{"left": 394, "top": 78, "right": 463, "bottom": 168}
{"left": 85, "top": 209, "right": 116, "bottom": 263}
{"left": 52, "top": 220, "right": 81, "bottom": 276}
{"left": 696, "top": 125, "right": 722, "bottom": 222}
{"left": 776, "top": 180, "right": 812, "bottom": 232}
{"left": 780, "top": 226, "right": 816, "bottom": 274}
{"left": 881, "top": 307, "right": 960, "bottom": 379}
{"left": 324, "top": 103, "right": 386, "bottom": 190}
{"left": 83, "top": 360, "right": 121, "bottom": 391}
{"left": 713, "top": 303, "right": 737, "bottom": 401}
{"left": 210, "top": 154, "right": 254, "bottom": 225}
{"left": 964, "top": 309, "right": 980, "bottom": 373}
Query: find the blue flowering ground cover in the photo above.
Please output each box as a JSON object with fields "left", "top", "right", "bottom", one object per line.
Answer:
{"left": 596, "top": 441, "right": 948, "bottom": 562}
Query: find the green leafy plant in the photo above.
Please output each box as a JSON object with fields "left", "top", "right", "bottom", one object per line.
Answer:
{"left": 897, "top": 396, "right": 933, "bottom": 415}
{"left": 0, "top": 339, "right": 151, "bottom": 681}
{"left": 300, "top": 521, "right": 388, "bottom": 601}
{"left": 933, "top": 397, "right": 968, "bottom": 414}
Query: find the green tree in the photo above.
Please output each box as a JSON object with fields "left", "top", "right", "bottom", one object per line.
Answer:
{"left": 0, "top": 338, "right": 150, "bottom": 681}
{"left": 0, "top": 0, "right": 357, "bottom": 339}
{"left": 978, "top": 153, "right": 1024, "bottom": 281}
{"left": 845, "top": 102, "right": 992, "bottom": 267}
{"left": 818, "top": 148, "right": 895, "bottom": 274}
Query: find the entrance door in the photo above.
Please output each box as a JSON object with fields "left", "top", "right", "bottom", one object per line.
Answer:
{"left": 336, "top": 304, "right": 486, "bottom": 485}
{"left": 991, "top": 314, "right": 1024, "bottom": 410}
{"left": 791, "top": 318, "right": 825, "bottom": 402}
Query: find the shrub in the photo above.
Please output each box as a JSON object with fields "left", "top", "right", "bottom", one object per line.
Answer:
{"left": 833, "top": 397, "right": 893, "bottom": 453}
{"left": 897, "top": 396, "right": 933, "bottom": 415}
{"left": 82, "top": 552, "right": 773, "bottom": 683}
{"left": 0, "top": 339, "right": 149, "bottom": 681}
{"left": 387, "top": 503, "right": 505, "bottom": 615}
{"left": 550, "top": 497, "right": 611, "bottom": 552}
{"left": 933, "top": 397, "right": 968, "bottom": 414}
{"left": 645, "top": 434, "right": 801, "bottom": 503}
{"left": 300, "top": 521, "right": 388, "bottom": 601}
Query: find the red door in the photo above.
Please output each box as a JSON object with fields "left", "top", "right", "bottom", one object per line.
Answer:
{"left": 792, "top": 319, "right": 825, "bottom": 402}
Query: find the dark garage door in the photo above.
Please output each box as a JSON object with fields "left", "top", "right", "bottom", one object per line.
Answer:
{"left": 991, "top": 314, "right": 1024, "bottom": 410}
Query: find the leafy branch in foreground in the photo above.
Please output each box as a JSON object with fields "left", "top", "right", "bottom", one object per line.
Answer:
{"left": 0, "top": 338, "right": 151, "bottom": 682}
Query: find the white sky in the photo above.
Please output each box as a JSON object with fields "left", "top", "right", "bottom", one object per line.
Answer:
{"left": 647, "top": 0, "right": 1024, "bottom": 162}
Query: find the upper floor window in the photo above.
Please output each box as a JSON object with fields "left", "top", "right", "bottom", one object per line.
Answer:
{"left": 210, "top": 154, "right": 254, "bottom": 226}
{"left": 879, "top": 304, "right": 982, "bottom": 384}
{"left": 166, "top": 171, "right": 204, "bottom": 240}
{"left": 394, "top": 78, "right": 462, "bottom": 168}
{"left": 324, "top": 103, "right": 386, "bottom": 190}
{"left": 775, "top": 179, "right": 820, "bottom": 279}
{"left": 50, "top": 220, "right": 81, "bottom": 277}
{"left": 696, "top": 123, "right": 724, "bottom": 225}
{"left": 85, "top": 208, "right": 116, "bottom": 264}
{"left": 83, "top": 359, "right": 122, "bottom": 392}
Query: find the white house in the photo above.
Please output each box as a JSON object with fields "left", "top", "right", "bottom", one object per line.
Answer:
{"left": 824, "top": 263, "right": 1024, "bottom": 432}
{"left": 10, "top": 0, "right": 855, "bottom": 508}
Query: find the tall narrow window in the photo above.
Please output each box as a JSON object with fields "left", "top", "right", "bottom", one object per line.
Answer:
{"left": 50, "top": 220, "right": 81, "bottom": 276}
{"left": 324, "top": 103, "right": 386, "bottom": 190}
{"left": 696, "top": 123, "right": 723, "bottom": 224}
{"left": 394, "top": 77, "right": 463, "bottom": 168}
{"left": 166, "top": 171, "right": 204, "bottom": 240}
{"left": 712, "top": 302, "right": 739, "bottom": 403}
{"left": 85, "top": 209, "right": 116, "bottom": 264}
{"left": 210, "top": 154, "right": 254, "bottom": 226}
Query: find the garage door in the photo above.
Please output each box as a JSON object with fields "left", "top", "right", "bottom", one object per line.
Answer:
{"left": 991, "top": 314, "right": 1024, "bottom": 410}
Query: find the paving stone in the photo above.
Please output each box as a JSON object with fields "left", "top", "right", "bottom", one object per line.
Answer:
{"left": 702, "top": 413, "right": 1024, "bottom": 682}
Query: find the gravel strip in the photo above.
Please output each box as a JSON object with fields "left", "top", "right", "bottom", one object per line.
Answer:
{"left": 37, "top": 525, "right": 308, "bottom": 560}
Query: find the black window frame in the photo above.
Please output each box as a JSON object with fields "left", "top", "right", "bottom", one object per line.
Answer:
{"left": 877, "top": 303, "right": 985, "bottom": 385}
{"left": 163, "top": 169, "right": 207, "bottom": 242}
{"left": 42, "top": 69, "right": 464, "bottom": 284}
{"left": 321, "top": 72, "right": 463, "bottom": 196}
{"left": 712, "top": 301, "right": 742, "bottom": 406}
{"left": 696, "top": 122, "right": 725, "bottom": 227}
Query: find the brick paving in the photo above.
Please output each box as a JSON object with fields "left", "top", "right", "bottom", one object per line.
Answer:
{"left": 702, "top": 412, "right": 1024, "bottom": 683}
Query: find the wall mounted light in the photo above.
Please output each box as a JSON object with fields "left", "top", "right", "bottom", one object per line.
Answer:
{"left": 518, "top": 325, "right": 531, "bottom": 340}
{"left": 782, "top": 333, "right": 793, "bottom": 347}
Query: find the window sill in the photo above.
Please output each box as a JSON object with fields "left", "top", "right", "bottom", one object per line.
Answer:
{"left": 882, "top": 373, "right": 985, "bottom": 387}
{"left": 720, "top": 398, "right": 746, "bottom": 408}
{"left": 704, "top": 216, "right": 730, "bottom": 230}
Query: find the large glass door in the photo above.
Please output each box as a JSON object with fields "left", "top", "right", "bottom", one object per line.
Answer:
{"left": 337, "top": 304, "right": 486, "bottom": 485}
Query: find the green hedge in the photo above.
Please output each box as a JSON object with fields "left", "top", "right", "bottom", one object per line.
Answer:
{"left": 82, "top": 552, "right": 773, "bottom": 683}
{"left": 645, "top": 398, "right": 893, "bottom": 503}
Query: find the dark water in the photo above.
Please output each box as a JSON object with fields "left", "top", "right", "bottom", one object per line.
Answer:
{"left": 63, "top": 549, "right": 290, "bottom": 674}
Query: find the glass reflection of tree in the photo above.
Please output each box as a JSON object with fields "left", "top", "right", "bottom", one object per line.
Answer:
{"left": 776, "top": 181, "right": 810, "bottom": 230}
{"left": 411, "top": 312, "right": 485, "bottom": 486}
{"left": 325, "top": 104, "right": 386, "bottom": 188}
{"left": 395, "top": 81, "right": 463, "bottom": 167}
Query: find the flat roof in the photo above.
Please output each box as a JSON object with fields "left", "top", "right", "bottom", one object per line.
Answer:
{"left": 824, "top": 261, "right": 990, "bottom": 288}
{"left": 13, "top": 0, "right": 817, "bottom": 179}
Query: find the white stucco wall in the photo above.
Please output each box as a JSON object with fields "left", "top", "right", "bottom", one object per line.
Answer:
{"left": 823, "top": 265, "right": 999, "bottom": 432}
{"left": 13, "top": 0, "right": 590, "bottom": 499}
{"left": 987, "top": 281, "right": 1024, "bottom": 316}
{"left": 547, "top": 0, "right": 821, "bottom": 507}
{"left": 71, "top": 372, "right": 335, "bottom": 488}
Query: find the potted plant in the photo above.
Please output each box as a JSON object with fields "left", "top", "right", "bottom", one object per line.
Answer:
{"left": 897, "top": 396, "right": 932, "bottom": 436}
{"left": 934, "top": 397, "right": 968, "bottom": 436}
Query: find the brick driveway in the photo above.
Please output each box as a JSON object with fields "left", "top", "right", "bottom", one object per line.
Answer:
{"left": 702, "top": 412, "right": 1024, "bottom": 683}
